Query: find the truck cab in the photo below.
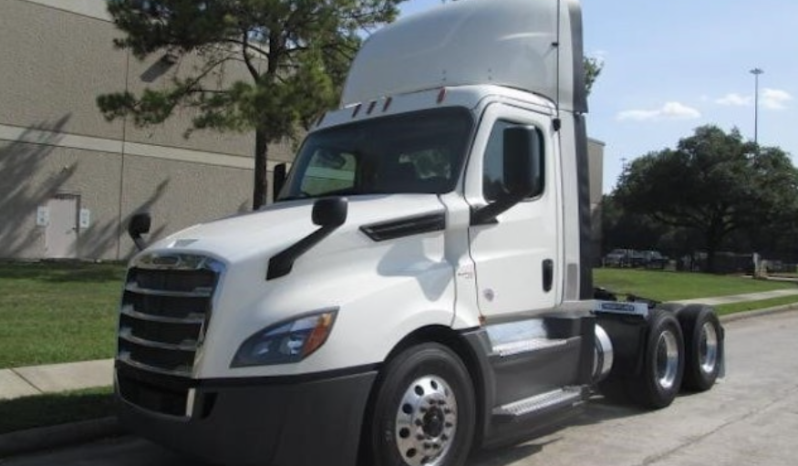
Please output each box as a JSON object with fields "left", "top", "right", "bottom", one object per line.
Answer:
{"left": 115, "top": 1, "right": 723, "bottom": 465}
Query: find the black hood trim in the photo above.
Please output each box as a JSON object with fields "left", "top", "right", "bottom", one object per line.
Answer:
{"left": 360, "top": 212, "right": 446, "bottom": 242}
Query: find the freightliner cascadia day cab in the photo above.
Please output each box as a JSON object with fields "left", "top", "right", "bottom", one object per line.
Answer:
{"left": 115, "top": 0, "right": 725, "bottom": 465}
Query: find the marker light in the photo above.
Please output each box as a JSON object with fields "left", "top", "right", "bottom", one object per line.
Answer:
{"left": 437, "top": 88, "right": 447, "bottom": 104}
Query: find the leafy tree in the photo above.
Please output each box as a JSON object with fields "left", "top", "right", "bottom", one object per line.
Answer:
{"left": 600, "top": 193, "right": 669, "bottom": 252}
{"left": 584, "top": 56, "right": 603, "bottom": 97}
{"left": 614, "top": 125, "right": 798, "bottom": 273}
{"left": 98, "top": 0, "right": 404, "bottom": 209}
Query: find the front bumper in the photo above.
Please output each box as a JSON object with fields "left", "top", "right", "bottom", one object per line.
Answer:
{"left": 116, "top": 362, "right": 377, "bottom": 466}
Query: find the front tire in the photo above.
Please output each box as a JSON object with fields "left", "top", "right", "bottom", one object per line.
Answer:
{"left": 368, "top": 343, "right": 475, "bottom": 466}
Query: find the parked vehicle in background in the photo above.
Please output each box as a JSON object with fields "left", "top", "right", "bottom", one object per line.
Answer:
{"left": 604, "top": 248, "right": 633, "bottom": 267}
{"left": 604, "top": 249, "right": 668, "bottom": 269}
{"left": 628, "top": 250, "right": 648, "bottom": 268}
{"left": 642, "top": 250, "right": 668, "bottom": 269}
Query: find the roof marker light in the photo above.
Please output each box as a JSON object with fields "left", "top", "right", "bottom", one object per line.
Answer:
{"left": 383, "top": 97, "right": 393, "bottom": 112}
{"left": 437, "top": 88, "right": 447, "bottom": 104}
{"left": 352, "top": 104, "right": 362, "bottom": 118}
{"left": 366, "top": 101, "right": 377, "bottom": 115}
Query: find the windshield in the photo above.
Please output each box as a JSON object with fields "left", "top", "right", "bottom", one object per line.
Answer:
{"left": 278, "top": 107, "right": 473, "bottom": 201}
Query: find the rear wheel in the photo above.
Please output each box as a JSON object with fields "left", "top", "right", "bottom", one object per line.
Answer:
{"left": 368, "top": 343, "right": 475, "bottom": 466}
{"left": 678, "top": 305, "right": 723, "bottom": 392}
{"left": 629, "top": 309, "right": 685, "bottom": 409}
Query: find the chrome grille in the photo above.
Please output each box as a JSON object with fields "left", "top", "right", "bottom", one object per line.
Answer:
{"left": 117, "top": 254, "right": 223, "bottom": 378}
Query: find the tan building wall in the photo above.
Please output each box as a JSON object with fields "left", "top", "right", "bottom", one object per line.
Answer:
{"left": 0, "top": 0, "right": 293, "bottom": 261}
{"left": 588, "top": 138, "right": 605, "bottom": 265}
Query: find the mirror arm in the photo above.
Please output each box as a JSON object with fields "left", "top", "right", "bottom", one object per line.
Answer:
{"left": 273, "top": 163, "right": 287, "bottom": 202}
{"left": 266, "top": 197, "right": 348, "bottom": 280}
{"left": 470, "top": 194, "right": 525, "bottom": 226}
{"left": 266, "top": 226, "right": 337, "bottom": 280}
{"left": 131, "top": 234, "right": 147, "bottom": 252}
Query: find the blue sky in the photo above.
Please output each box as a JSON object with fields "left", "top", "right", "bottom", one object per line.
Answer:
{"left": 398, "top": 0, "right": 797, "bottom": 193}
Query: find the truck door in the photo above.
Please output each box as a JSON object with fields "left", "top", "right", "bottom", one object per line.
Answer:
{"left": 465, "top": 104, "right": 561, "bottom": 319}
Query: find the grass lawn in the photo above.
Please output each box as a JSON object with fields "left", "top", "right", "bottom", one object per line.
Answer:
{"left": 0, "top": 387, "right": 114, "bottom": 434}
{"left": 593, "top": 268, "right": 797, "bottom": 302}
{"left": 0, "top": 261, "right": 126, "bottom": 369}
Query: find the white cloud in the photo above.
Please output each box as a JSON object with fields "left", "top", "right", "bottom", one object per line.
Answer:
{"left": 617, "top": 102, "right": 701, "bottom": 121}
{"left": 590, "top": 49, "right": 608, "bottom": 63}
{"left": 716, "top": 93, "right": 752, "bottom": 107}
{"left": 762, "top": 88, "right": 793, "bottom": 110}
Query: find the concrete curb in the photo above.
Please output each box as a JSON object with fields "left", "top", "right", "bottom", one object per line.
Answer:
{"left": 0, "top": 417, "right": 125, "bottom": 459}
{"left": 719, "top": 302, "right": 798, "bottom": 323}
{"left": 1, "top": 305, "right": 796, "bottom": 459}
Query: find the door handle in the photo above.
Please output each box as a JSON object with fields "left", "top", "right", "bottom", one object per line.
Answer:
{"left": 542, "top": 259, "right": 553, "bottom": 292}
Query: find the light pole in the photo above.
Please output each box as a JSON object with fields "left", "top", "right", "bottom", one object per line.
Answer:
{"left": 750, "top": 68, "right": 764, "bottom": 147}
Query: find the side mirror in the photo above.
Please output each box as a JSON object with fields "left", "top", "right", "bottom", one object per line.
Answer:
{"left": 128, "top": 212, "right": 152, "bottom": 251}
{"left": 471, "top": 126, "right": 544, "bottom": 225}
{"left": 273, "top": 163, "right": 287, "bottom": 202}
{"left": 503, "top": 126, "right": 543, "bottom": 198}
{"left": 312, "top": 197, "right": 348, "bottom": 227}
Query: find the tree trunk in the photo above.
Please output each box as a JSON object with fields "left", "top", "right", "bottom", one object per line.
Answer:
{"left": 252, "top": 128, "right": 269, "bottom": 210}
{"left": 705, "top": 245, "right": 717, "bottom": 274}
{"left": 705, "top": 219, "right": 724, "bottom": 274}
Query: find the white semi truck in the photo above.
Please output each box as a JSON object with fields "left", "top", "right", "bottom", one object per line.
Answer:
{"left": 115, "top": 0, "right": 724, "bottom": 465}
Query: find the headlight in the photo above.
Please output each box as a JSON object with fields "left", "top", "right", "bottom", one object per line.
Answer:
{"left": 231, "top": 309, "right": 338, "bottom": 367}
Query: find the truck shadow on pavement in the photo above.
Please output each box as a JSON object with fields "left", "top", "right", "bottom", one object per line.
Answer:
{"left": 467, "top": 395, "right": 645, "bottom": 466}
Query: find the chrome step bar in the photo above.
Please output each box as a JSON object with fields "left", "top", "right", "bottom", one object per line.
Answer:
{"left": 492, "top": 337, "right": 569, "bottom": 357}
{"left": 493, "top": 387, "right": 584, "bottom": 421}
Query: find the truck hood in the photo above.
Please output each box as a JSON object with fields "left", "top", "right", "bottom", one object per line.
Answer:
{"left": 146, "top": 194, "right": 446, "bottom": 264}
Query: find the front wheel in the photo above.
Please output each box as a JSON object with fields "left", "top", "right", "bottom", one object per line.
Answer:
{"left": 367, "top": 343, "right": 475, "bottom": 466}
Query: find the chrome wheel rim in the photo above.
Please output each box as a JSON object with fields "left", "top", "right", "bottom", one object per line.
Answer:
{"left": 699, "top": 321, "right": 719, "bottom": 374}
{"left": 656, "top": 330, "right": 679, "bottom": 390}
{"left": 394, "top": 375, "right": 457, "bottom": 466}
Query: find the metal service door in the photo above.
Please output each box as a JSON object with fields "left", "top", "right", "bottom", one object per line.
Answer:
{"left": 466, "top": 104, "right": 562, "bottom": 319}
{"left": 45, "top": 195, "right": 79, "bottom": 259}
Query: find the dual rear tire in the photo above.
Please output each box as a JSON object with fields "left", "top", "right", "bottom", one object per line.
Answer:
{"left": 678, "top": 305, "right": 723, "bottom": 392}
{"left": 600, "top": 305, "right": 722, "bottom": 409}
{"left": 629, "top": 309, "right": 685, "bottom": 409}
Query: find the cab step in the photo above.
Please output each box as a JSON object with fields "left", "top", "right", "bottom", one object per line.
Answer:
{"left": 492, "top": 387, "right": 584, "bottom": 423}
{"left": 492, "top": 337, "right": 569, "bottom": 357}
